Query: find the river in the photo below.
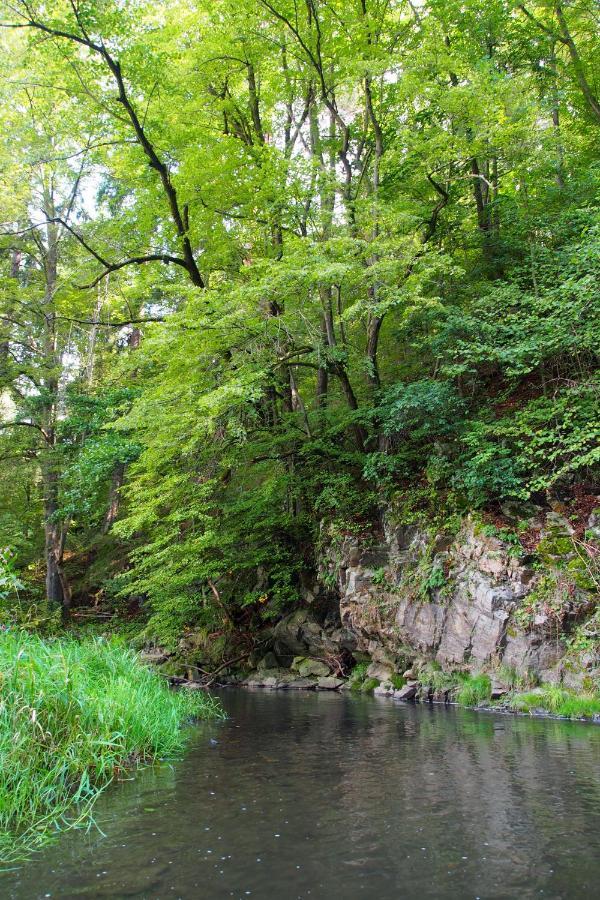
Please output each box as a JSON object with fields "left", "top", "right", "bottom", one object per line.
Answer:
{"left": 3, "top": 689, "right": 600, "bottom": 899}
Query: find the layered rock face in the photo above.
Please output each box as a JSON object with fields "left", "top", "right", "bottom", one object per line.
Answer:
{"left": 320, "top": 511, "right": 598, "bottom": 687}
{"left": 163, "top": 505, "right": 598, "bottom": 694}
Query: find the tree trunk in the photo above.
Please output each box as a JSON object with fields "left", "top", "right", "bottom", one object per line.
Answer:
{"left": 40, "top": 188, "right": 70, "bottom": 615}
{"left": 102, "top": 462, "right": 126, "bottom": 534}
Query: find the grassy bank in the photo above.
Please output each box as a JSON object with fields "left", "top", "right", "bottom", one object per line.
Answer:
{"left": 509, "top": 685, "right": 600, "bottom": 719}
{"left": 0, "top": 631, "right": 221, "bottom": 863}
{"left": 372, "top": 664, "right": 600, "bottom": 721}
{"left": 435, "top": 671, "right": 600, "bottom": 720}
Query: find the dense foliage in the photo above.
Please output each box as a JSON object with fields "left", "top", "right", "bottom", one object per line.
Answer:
{"left": 0, "top": 0, "right": 598, "bottom": 644}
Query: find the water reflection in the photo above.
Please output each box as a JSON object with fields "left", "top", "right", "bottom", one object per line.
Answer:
{"left": 2, "top": 691, "right": 600, "bottom": 899}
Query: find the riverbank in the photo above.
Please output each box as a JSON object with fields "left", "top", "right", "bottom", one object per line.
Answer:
{"left": 0, "top": 631, "right": 221, "bottom": 864}
{"left": 197, "top": 664, "right": 600, "bottom": 723}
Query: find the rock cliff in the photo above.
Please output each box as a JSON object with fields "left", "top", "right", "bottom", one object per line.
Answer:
{"left": 318, "top": 506, "right": 599, "bottom": 688}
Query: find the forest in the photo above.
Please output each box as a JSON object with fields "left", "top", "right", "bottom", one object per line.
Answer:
{"left": 0, "top": 0, "right": 598, "bottom": 659}
{"left": 1, "top": 0, "right": 600, "bottom": 880}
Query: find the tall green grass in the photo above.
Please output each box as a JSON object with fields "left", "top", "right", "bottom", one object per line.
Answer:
{"left": 0, "top": 630, "right": 221, "bottom": 863}
{"left": 509, "top": 684, "right": 600, "bottom": 719}
{"left": 455, "top": 673, "right": 492, "bottom": 707}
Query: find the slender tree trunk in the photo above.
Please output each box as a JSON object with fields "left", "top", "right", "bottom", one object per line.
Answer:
{"left": 0, "top": 251, "right": 20, "bottom": 378}
{"left": 40, "top": 190, "right": 71, "bottom": 615}
{"left": 549, "top": 46, "right": 565, "bottom": 189}
{"left": 102, "top": 462, "right": 126, "bottom": 534}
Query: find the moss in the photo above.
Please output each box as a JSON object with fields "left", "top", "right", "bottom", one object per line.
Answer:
{"left": 567, "top": 562, "right": 596, "bottom": 592}
{"left": 360, "top": 677, "right": 380, "bottom": 693}
{"left": 390, "top": 674, "right": 406, "bottom": 690}
{"left": 535, "top": 532, "right": 576, "bottom": 567}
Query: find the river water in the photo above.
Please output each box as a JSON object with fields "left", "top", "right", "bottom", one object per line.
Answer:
{"left": 3, "top": 689, "right": 600, "bottom": 899}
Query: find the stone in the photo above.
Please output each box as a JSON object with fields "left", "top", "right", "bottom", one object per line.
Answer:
{"left": 297, "top": 658, "right": 331, "bottom": 678}
{"left": 367, "top": 661, "right": 395, "bottom": 682}
{"left": 283, "top": 677, "right": 317, "bottom": 690}
{"left": 243, "top": 668, "right": 289, "bottom": 688}
{"left": 394, "top": 682, "right": 418, "bottom": 701}
{"left": 257, "top": 652, "right": 278, "bottom": 671}
{"left": 139, "top": 648, "right": 169, "bottom": 665}
{"left": 545, "top": 511, "right": 575, "bottom": 535}
{"left": 323, "top": 506, "right": 591, "bottom": 689}
{"left": 316, "top": 676, "right": 345, "bottom": 690}
{"left": 273, "top": 607, "right": 352, "bottom": 663}
{"left": 374, "top": 683, "right": 395, "bottom": 697}
{"left": 587, "top": 509, "right": 600, "bottom": 542}
{"left": 490, "top": 680, "right": 508, "bottom": 700}
{"left": 501, "top": 500, "right": 543, "bottom": 527}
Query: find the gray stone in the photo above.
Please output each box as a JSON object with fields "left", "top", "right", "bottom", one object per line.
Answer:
{"left": 394, "top": 682, "right": 418, "bottom": 701}
{"left": 367, "top": 661, "right": 395, "bottom": 682}
{"left": 257, "top": 652, "right": 278, "bottom": 671}
{"left": 490, "top": 680, "right": 508, "bottom": 700}
{"left": 321, "top": 507, "right": 591, "bottom": 689}
{"left": 374, "top": 683, "right": 395, "bottom": 697}
{"left": 297, "top": 658, "right": 331, "bottom": 678}
{"left": 139, "top": 648, "right": 169, "bottom": 665}
{"left": 587, "top": 509, "right": 600, "bottom": 541}
{"left": 545, "top": 510, "right": 575, "bottom": 535}
{"left": 316, "top": 676, "right": 345, "bottom": 690}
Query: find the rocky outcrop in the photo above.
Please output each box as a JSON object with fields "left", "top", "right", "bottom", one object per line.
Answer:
{"left": 272, "top": 607, "right": 356, "bottom": 666}
{"left": 320, "top": 508, "right": 599, "bottom": 687}
{"left": 160, "top": 504, "right": 598, "bottom": 697}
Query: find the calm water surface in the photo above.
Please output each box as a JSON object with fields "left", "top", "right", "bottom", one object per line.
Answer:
{"left": 3, "top": 690, "right": 600, "bottom": 899}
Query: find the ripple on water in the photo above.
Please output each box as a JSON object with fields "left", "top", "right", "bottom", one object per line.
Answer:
{"left": 2, "top": 690, "right": 600, "bottom": 899}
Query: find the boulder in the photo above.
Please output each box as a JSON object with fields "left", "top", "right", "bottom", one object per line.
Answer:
{"left": 139, "top": 648, "right": 169, "bottom": 665}
{"left": 283, "top": 677, "right": 317, "bottom": 690}
{"left": 490, "top": 679, "right": 508, "bottom": 700}
{"left": 394, "top": 682, "right": 418, "bottom": 701}
{"left": 587, "top": 509, "right": 600, "bottom": 542}
{"left": 374, "top": 683, "right": 395, "bottom": 697}
{"left": 367, "top": 662, "right": 395, "bottom": 682}
{"left": 257, "top": 652, "right": 279, "bottom": 671}
{"left": 296, "top": 657, "right": 331, "bottom": 678}
{"left": 273, "top": 608, "right": 354, "bottom": 664}
{"left": 243, "top": 668, "right": 288, "bottom": 688}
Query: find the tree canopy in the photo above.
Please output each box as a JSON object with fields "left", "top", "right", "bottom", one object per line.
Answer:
{"left": 0, "top": 0, "right": 598, "bottom": 644}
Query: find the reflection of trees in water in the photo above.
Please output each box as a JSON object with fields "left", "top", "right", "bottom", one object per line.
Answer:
{"left": 329, "top": 699, "right": 600, "bottom": 892}
{"left": 5, "top": 692, "right": 599, "bottom": 899}
{"left": 207, "top": 691, "right": 600, "bottom": 892}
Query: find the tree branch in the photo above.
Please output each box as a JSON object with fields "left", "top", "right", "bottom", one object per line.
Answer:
{"left": 3, "top": 3, "right": 205, "bottom": 287}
